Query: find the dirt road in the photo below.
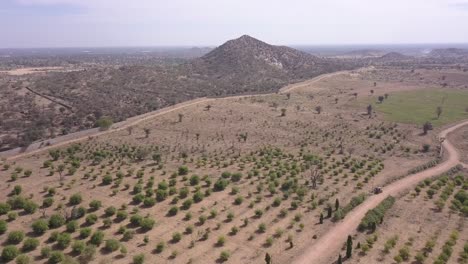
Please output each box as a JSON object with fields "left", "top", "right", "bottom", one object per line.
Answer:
{"left": 292, "top": 119, "right": 468, "bottom": 264}
{"left": 1, "top": 70, "right": 348, "bottom": 161}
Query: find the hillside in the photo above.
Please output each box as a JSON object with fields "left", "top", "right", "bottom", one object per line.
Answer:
{"left": 0, "top": 35, "right": 347, "bottom": 150}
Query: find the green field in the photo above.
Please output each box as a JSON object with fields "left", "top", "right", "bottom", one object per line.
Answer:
{"left": 369, "top": 90, "right": 468, "bottom": 127}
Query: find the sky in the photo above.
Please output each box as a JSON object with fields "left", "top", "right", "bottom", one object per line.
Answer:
{"left": 1, "top": 0, "right": 468, "bottom": 48}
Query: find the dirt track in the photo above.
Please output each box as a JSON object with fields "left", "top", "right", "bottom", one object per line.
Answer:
{"left": 292, "top": 119, "right": 468, "bottom": 264}
{"left": 1, "top": 70, "right": 347, "bottom": 161}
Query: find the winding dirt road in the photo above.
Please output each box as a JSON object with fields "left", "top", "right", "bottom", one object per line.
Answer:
{"left": 1, "top": 70, "right": 347, "bottom": 161}
{"left": 292, "top": 119, "right": 468, "bottom": 264}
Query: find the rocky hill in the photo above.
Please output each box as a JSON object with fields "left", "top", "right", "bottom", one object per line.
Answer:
{"left": 1, "top": 35, "right": 347, "bottom": 149}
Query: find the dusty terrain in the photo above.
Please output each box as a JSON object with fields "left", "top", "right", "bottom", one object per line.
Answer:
{"left": 2, "top": 65, "right": 467, "bottom": 264}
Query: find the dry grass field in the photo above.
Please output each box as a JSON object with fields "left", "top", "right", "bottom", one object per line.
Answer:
{"left": 0, "top": 66, "right": 467, "bottom": 264}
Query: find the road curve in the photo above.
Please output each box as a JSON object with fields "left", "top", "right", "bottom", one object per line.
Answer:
{"left": 2, "top": 70, "right": 348, "bottom": 161}
{"left": 292, "top": 119, "right": 468, "bottom": 264}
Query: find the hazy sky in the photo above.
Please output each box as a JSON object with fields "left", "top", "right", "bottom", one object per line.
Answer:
{"left": 1, "top": 0, "right": 468, "bottom": 48}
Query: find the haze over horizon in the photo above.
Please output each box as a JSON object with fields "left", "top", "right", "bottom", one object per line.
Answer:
{"left": 1, "top": 0, "right": 468, "bottom": 48}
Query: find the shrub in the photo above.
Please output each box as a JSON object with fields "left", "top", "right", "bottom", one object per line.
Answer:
{"left": 80, "top": 227, "right": 92, "bottom": 238}
{"left": 139, "top": 218, "right": 155, "bottom": 231}
{"left": 66, "top": 220, "right": 78, "bottom": 233}
{"left": 359, "top": 196, "right": 395, "bottom": 231}
{"left": 105, "top": 239, "right": 120, "bottom": 252}
{"left": 116, "top": 210, "right": 128, "bottom": 221}
{"left": 130, "top": 214, "right": 143, "bottom": 226}
{"left": 234, "top": 196, "right": 244, "bottom": 205}
{"left": 72, "top": 240, "right": 86, "bottom": 254}
{"left": 182, "top": 199, "right": 193, "bottom": 210}
{"left": 42, "top": 197, "right": 54, "bottom": 208}
{"left": 0, "top": 220, "right": 7, "bottom": 234}
{"left": 89, "top": 231, "right": 105, "bottom": 246}
{"left": 168, "top": 206, "right": 178, "bottom": 216}
{"left": 79, "top": 245, "right": 96, "bottom": 263}
{"left": 217, "top": 236, "right": 226, "bottom": 246}
{"left": 22, "top": 238, "right": 39, "bottom": 251}
{"left": 22, "top": 200, "right": 38, "bottom": 214}
{"left": 40, "top": 246, "right": 52, "bottom": 258}
{"left": 258, "top": 223, "right": 267, "bottom": 233}
{"left": 15, "top": 254, "right": 30, "bottom": 264}
{"left": 0, "top": 202, "right": 11, "bottom": 215}
{"left": 219, "top": 251, "right": 230, "bottom": 262}
{"left": 213, "top": 179, "right": 229, "bottom": 191}
{"left": 56, "top": 233, "right": 71, "bottom": 249}
{"left": 231, "top": 172, "right": 242, "bottom": 182}
{"left": 133, "top": 254, "right": 145, "bottom": 264}
{"left": 69, "top": 193, "right": 82, "bottom": 205}
{"left": 1, "top": 245, "right": 19, "bottom": 262}
{"left": 48, "top": 251, "right": 65, "bottom": 264}
{"left": 172, "top": 232, "right": 182, "bottom": 243}
{"left": 102, "top": 175, "right": 113, "bottom": 185}
{"left": 193, "top": 191, "right": 204, "bottom": 203}
{"left": 7, "top": 231, "right": 25, "bottom": 244}
{"left": 190, "top": 175, "right": 200, "bottom": 186}
{"left": 155, "top": 242, "right": 165, "bottom": 253}
{"left": 105, "top": 206, "right": 116, "bottom": 216}
{"left": 89, "top": 200, "right": 102, "bottom": 211}
{"left": 85, "top": 214, "right": 98, "bottom": 225}
{"left": 48, "top": 214, "right": 65, "bottom": 228}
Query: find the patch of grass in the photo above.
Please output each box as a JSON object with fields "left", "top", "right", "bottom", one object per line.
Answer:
{"left": 368, "top": 90, "right": 468, "bottom": 126}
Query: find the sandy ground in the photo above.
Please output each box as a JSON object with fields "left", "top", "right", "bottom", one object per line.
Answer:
{"left": 0, "top": 67, "right": 79, "bottom": 76}
{"left": 292, "top": 119, "right": 468, "bottom": 264}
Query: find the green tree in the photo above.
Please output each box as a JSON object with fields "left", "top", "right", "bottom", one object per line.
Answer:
{"left": 1, "top": 245, "right": 19, "bottom": 262}
{"left": 96, "top": 117, "right": 113, "bottom": 131}
{"left": 346, "top": 235, "right": 353, "bottom": 258}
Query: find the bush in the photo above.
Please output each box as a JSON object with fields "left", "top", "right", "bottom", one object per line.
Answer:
{"left": 155, "top": 241, "right": 165, "bottom": 253}
{"left": 102, "top": 175, "right": 113, "bottom": 185}
{"left": 22, "top": 200, "right": 38, "bottom": 214}
{"left": 178, "top": 166, "right": 189, "bottom": 175}
{"left": 214, "top": 179, "right": 229, "bottom": 191}
{"left": 66, "top": 220, "right": 78, "bottom": 233}
{"left": 257, "top": 223, "right": 266, "bottom": 233}
{"left": 56, "top": 233, "right": 71, "bottom": 249}
{"left": 168, "top": 206, "right": 178, "bottom": 216}
{"left": 217, "top": 236, "right": 226, "bottom": 246}
{"left": 96, "top": 117, "right": 113, "bottom": 130}
{"left": 89, "top": 231, "right": 105, "bottom": 246}
{"left": 0, "top": 220, "right": 7, "bottom": 234}
{"left": 116, "top": 210, "right": 128, "bottom": 221}
{"left": 219, "top": 251, "right": 230, "bottom": 262}
{"left": 85, "top": 214, "right": 98, "bottom": 225}
{"left": 48, "top": 251, "right": 65, "bottom": 264}
{"left": 1, "top": 245, "right": 19, "bottom": 262}
{"left": 105, "top": 206, "right": 116, "bottom": 216}
{"left": 182, "top": 199, "right": 193, "bottom": 210}
{"left": 40, "top": 246, "right": 52, "bottom": 258}
{"left": 89, "top": 200, "right": 102, "bottom": 211}
{"left": 7, "top": 231, "right": 25, "bottom": 244}
{"left": 69, "top": 193, "right": 82, "bottom": 205}
{"left": 0, "top": 202, "right": 11, "bottom": 215}
{"left": 139, "top": 218, "right": 155, "bottom": 231}
{"left": 231, "top": 172, "right": 242, "bottom": 182}
{"left": 193, "top": 191, "right": 204, "bottom": 203}
{"left": 133, "top": 254, "right": 145, "bottom": 264}
{"left": 130, "top": 214, "right": 143, "bottom": 226}
{"left": 80, "top": 227, "right": 92, "bottom": 238}
{"left": 359, "top": 196, "right": 395, "bottom": 231}
{"left": 42, "top": 197, "right": 54, "bottom": 208}
{"left": 143, "top": 197, "right": 156, "bottom": 207}
{"left": 190, "top": 175, "right": 200, "bottom": 186}
{"left": 72, "top": 240, "right": 86, "bottom": 254}
{"left": 48, "top": 214, "right": 65, "bottom": 228}
{"left": 105, "top": 239, "right": 120, "bottom": 252}
{"left": 79, "top": 245, "right": 96, "bottom": 263}
{"left": 172, "top": 232, "right": 182, "bottom": 243}
{"left": 15, "top": 254, "right": 30, "bottom": 264}
{"left": 22, "top": 238, "right": 39, "bottom": 251}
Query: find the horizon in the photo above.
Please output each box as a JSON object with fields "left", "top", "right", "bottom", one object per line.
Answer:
{"left": 1, "top": 0, "right": 468, "bottom": 48}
